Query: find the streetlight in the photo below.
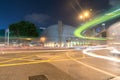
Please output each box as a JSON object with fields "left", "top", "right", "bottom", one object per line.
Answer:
{"left": 79, "top": 15, "right": 83, "bottom": 19}
{"left": 40, "top": 37, "right": 46, "bottom": 47}
{"left": 5, "top": 28, "right": 9, "bottom": 46}
{"left": 40, "top": 37, "right": 46, "bottom": 43}
{"left": 78, "top": 10, "right": 91, "bottom": 21}
{"left": 84, "top": 11, "right": 90, "bottom": 18}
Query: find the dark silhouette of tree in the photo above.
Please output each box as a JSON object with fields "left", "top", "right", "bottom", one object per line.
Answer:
{"left": 9, "top": 21, "right": 39, "bottom": 37}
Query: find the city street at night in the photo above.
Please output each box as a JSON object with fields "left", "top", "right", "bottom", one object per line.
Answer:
{"left": 0, "top": 0, "right": 120, "bottom": 80}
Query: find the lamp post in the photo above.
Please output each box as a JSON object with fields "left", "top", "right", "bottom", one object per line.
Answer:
{"left": 78, "top": 10, "right": 92, "bottom": 45}
{"left": 40, "top": 37, "right": 46, "bottom": 47}
{"left": 5, "top": 28, "right": 9, "bottom": 46}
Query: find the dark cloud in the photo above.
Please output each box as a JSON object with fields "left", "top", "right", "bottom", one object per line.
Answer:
{"left": 25, "top": 13, "right": 50, "bottom": 24}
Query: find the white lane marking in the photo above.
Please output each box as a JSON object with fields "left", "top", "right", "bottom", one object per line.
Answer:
{"left": 66, "top": 52, "right": 117, "bottom": 77}
{"left": 83, "top": 48, "right": 120, "bottom": 62}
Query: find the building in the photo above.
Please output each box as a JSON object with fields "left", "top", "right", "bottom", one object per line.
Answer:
{"left": 41, "top": 21, "right": 86, "bottom": 47}
{"left": 107, "top": 21, "right": 120, "bottom": 51}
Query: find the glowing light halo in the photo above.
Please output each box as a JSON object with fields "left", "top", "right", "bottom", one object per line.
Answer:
{"left": 74, "top": 8, "right": 120, "bottom": 40}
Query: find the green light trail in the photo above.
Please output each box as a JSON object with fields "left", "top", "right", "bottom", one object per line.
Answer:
{"left": 74, "top": 8, "right": 120, "bottom": 40}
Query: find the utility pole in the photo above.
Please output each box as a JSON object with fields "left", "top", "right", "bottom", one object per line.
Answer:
{"left": 7, "top": 29, "right": 9, "bottom": 46}
{"left": 58, "top": 20, "right": 63, "bottom": 47}
{"left": 5, "top": 29, "right": 9, "bottom": 46}
{"left": 5, "top": 30, "right": 7, "bottom": 44}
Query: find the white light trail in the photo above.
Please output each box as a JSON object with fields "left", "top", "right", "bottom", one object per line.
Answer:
{"left": 110, "top": 47, "right": 120, "bottom": 54}
{"left": 83, "top": 47, "right": 120, "bottom": 62}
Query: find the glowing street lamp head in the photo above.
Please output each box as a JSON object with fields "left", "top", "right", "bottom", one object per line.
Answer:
{"left": 79, "top": 10, "right": 90, "bottom": 21}
{"left": 79, "top": 15, "right": 83, "bottom": 19}
{"left": 84, "top": 11, "right": 90, "bottom": 18}
{"left": 40, "top": 37, "right": 46, "bottom": 42}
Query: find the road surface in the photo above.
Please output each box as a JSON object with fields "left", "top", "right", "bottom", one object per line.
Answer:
{"left": 0, "top": 48, "right": 119, "bottom": 80}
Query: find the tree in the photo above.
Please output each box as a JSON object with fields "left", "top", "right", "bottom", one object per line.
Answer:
{"left": 9, "top": 21, "right": 39, "bottom": 37}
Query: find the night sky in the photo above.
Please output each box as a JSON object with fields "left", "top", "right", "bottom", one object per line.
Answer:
{"left": 0, "top": 0, "right": 112, "bottom": 29}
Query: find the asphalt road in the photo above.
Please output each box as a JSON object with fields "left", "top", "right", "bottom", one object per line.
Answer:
{"left": 0, "top": 49, "right": 119, "bottom": 80}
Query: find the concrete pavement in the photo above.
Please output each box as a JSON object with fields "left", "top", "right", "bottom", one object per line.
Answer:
{"left": 0, "top": 49, "right": 119, "bottom": 80}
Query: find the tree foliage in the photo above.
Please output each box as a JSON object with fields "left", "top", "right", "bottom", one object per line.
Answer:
{"left": 9, "top": 21, "right": 39, "bottom": 37}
